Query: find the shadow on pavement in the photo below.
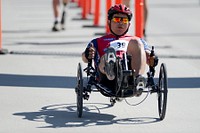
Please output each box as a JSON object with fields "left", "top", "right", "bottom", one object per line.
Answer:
{"left": 13, "top": 103, "right": 160, "bottom": 128}
{"left": 168, "top": 77, "right": 200, "bottom": 88}
{"left": 0, "top": 74, "right": 199, "bottom": 89}
{"left": 0, "top": 74, "right": 76, "bottom": 89}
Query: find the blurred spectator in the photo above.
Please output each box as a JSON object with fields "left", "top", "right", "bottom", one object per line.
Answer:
{"left": 122, "top": 0, "right": 130, "bottom": 7}
{"left": 52, "top": 0, "right": 69, "bottom": 31}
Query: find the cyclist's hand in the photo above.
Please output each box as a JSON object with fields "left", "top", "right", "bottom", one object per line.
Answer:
{"left": 85, "top": 43, "right": 96, "bottom": 60}
{"left": 149, "top": 55, "right": 159, "bottom": 67}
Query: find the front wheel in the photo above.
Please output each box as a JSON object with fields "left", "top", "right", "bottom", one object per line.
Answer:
{"left": 157, "top": 63, "right": 168, "bottom": 120}
{"left": 76, "top": 63, "right": 83, "bottom": 118}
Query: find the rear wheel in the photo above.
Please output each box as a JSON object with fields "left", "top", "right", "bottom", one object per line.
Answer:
{"left": 157, "top": 63, "right": 168, "bottom": 120}
{"left": 76, "top": 63, "right": 83, "bottom": 118}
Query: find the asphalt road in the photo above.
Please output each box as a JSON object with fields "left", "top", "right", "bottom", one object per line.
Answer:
{"left": 1, "top": 0, "right": 200, "bottom": 133}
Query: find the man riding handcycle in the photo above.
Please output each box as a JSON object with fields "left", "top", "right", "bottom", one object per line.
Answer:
{"left": 76, "top": 4, "right": 168, "bottom": 120}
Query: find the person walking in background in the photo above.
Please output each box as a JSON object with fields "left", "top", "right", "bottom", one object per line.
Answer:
{"left": 52, "top": 0, "right": 69, "bottom": 32}
{"left": 122, "top": 0, "right": 130, "bottom": 7}
{"left": 123, "top": 0, "right": 148, "bottom": 38}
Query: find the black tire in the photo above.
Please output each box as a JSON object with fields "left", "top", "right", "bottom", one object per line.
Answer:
{"left": 76, "top": 63, "right": 83, "bottom": 118}
{"left": 158, "top": 63, "right": 168, "bottom": 120}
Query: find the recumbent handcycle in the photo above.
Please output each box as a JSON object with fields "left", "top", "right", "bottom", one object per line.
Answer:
{"left": 75, "top": 43, "right": 168, "bottom": 120}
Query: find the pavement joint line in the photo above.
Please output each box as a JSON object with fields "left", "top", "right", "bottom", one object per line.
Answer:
{"left": 9, "top": 50, "right": 81, "bottom": 57}
{"left": 8, "top": 50, "right": 200, "bottom": 59}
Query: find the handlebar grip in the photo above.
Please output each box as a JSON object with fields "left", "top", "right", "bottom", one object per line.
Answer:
{"left": 150, "top": 46, "right": 155, "bottom": 57}
{"left": 88, "top": 59, "right": 92, "bottom": 67}
{"left": 149, "top": 46, "right": 155, "bottom": 77}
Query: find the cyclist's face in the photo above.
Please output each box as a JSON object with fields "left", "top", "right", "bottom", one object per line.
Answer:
{"left": 109, "top": 13, "right": 130, "bottom": 36}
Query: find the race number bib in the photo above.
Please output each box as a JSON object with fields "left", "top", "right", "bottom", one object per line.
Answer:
{"left": 109, "top": 40, "right": 129, "bottom": 52}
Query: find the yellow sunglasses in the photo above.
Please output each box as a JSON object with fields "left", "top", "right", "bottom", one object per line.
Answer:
{"left": 112, "top": 17, "right": 129, "bottom": 24}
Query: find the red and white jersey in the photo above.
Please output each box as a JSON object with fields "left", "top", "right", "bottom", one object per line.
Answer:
{"left": 86, "top": 34, "right": 149, "bottom": 66}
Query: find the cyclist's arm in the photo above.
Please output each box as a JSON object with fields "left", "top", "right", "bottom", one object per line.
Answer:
{"left": 82, "top": 39, "right": 98, "bottom": 63}
{"left": 140, "top": 38, "right": 158, "bottom": 66}
{"left": 140, "top": 38, "right": 151, "bottom": 64}
{"left": 82, "top": 52, "right": 88, "bottom": 63}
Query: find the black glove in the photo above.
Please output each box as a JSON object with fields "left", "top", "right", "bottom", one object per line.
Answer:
{"left": 84, "top": 43, "right": 95, "bottom": 61}
{"left": 84, "top": 47, "right": 90, "bottom": 60}
{"left": 149, "top": 55, "right": 159, "bottom": 67}
{"left": 149, "top": 46, "right": 159, "bottom": 67}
